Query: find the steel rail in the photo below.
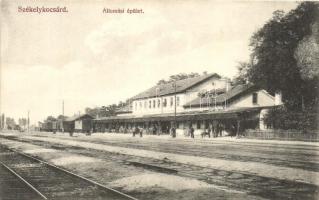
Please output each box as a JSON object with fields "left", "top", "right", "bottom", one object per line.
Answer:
{"left": 8, "top": 148, "right": 139, "bottom": 200}
{"left": 0, "top": 161, "right": 48, "bottom": 200}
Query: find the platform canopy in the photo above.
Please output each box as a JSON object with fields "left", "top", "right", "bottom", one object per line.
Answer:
{"left": 94, "top": 107, "right": 270, "bottom": 123}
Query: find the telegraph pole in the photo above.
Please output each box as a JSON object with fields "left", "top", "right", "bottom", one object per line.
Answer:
{"left": 62, "top": 100, "right": 64, "bottom": 133}
{"left": 169, "top": 80, "right": 177, "bottom": 138}
{"left": 27, "top": 110, "right": 30, "bottom": 133}
{"left": 173, "top": 81, "right": 177, "bottom": 129}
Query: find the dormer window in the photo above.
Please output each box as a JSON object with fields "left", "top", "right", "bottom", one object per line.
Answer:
{"left": 252, "top": 93, "right": 258, "bottom": 104}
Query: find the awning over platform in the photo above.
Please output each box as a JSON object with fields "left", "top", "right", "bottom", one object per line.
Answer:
{"left": 94, "top": 107, "right": 270, "bottom": 123}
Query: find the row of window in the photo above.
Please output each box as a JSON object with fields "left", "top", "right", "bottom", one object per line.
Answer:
{"left": 134, "top": 97, "right": 180, "bottom": 111}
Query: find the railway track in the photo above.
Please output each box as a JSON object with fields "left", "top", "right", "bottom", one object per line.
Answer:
{"left": 1, "top": 135, "right": 318, "bottom": 199}
{"left": 0, "top": 145, "right": 138, "bottom": 200}
{"left": 0, "top": 160, "right": 43, "bottom": 200}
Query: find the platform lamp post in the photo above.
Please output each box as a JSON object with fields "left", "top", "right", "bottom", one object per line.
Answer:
{"left": 172, "top": 81, "right": 177, "bottom": 138}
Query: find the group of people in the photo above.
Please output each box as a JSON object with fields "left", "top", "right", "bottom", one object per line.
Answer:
{"left": 130, "top": 125, "right": 224, "bottom": 139}
{"left": 175, "top": 126, "right": 195, "bottom": 138}
{"left": 200, "top": 124, "right": 224, "bottom": 138}
{"left": 110, "top": 122, "right": 226, "bottom": 139}
{"left": 107, "top": 125, "right": 159, "bottom": 135}
{"left": 132, "top": 126, "right": 144, "bottom": 137}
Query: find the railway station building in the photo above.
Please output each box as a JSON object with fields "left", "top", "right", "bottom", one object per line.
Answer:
{"left": 93, "top": 73, "right": 282, "bottom": 136}
{"left": 61, "top": 114, "right": 94, "bottom": 133}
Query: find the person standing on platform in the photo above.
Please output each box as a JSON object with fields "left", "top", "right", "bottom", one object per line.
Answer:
{"left": 133, "top": 126, "right": 139, "bottom": 137}
{"left": 219, "top": 124, "right": 223, "bottom": 137}
{"left": 153, "top": 126, "right": 157, "bottom": 135}
{"left": 207, "top": 127, "right": 211, "bottom": 138}
{"left": 171, "top": 127, "right": 176, "bottom": 138}
{"left": 190, "top": 126, "right": 195, "bottom": 139}
{"left": 140, "top": 127, "right": 143, "bottom": 137}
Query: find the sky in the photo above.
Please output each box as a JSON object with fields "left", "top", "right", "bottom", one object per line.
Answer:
{"left": 0, "top": 0, "right": 298, "bottom": 124}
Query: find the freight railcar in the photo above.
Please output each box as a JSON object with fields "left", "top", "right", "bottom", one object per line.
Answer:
{"left": 40, "top": 120, "right": 57, "bottom": 132}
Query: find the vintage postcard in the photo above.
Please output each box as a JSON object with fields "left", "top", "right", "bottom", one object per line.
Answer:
{"left": 0, "top": 0, "right": 318, "bottom": 199}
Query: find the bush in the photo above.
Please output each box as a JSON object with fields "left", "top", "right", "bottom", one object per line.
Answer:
{"left": 264, "top": 107, "right": 318, "bottom": 131}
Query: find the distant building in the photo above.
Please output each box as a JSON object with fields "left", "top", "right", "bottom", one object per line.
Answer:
{"left": 94, "top": 73, "right": 281, "bottom": 136}
{"left": 63, "top": 114, "right": 94, "bottom": 133}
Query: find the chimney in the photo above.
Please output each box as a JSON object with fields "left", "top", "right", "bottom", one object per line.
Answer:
{"left": 275, "top": 91, "right": 283, "bottom": 105}
{"left": 222, "top": 78, "right": 231, "bottom": 92}
{"left": 226, "top": 79, "right": 230, "bottom": 92}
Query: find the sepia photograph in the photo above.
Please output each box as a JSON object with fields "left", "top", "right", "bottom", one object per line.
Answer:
{"left": 0, "top": 0, "right": 318, "bottom": 199}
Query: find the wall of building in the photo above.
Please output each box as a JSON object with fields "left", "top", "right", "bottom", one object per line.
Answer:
{"left": 75, "top": 120, "right": 82, "bottom": 130}
{"left": 132, "top": 93, "right": 185, "bottom": 116}
{"left": 131, "top": 77, "right": 229, "bottom": 116}
{"left": 230, "top": 90, "right": 275, "bottom": 108}
{"left": 175, "top": 120, "right": 230, "bottom": 137}
{"left": 191, "top": 78, "right": 230, "bottom": 93}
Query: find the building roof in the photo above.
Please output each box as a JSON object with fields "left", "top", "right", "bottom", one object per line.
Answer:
{"left": 184, "top": 83, "right": 258, "bottom": 107}
{"left": 64, "top": 114, "right": 94, "bottom": 122}
{"left": 131, "top": 73, "right": 220, "bottom": 100}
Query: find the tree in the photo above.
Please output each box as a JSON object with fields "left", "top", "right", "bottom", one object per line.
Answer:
{"left": 156, "top": 72, "right": 200, "bottom": 85}
{"left": 239, "top": 2, "right": 319, "bottom": 110}
{"left": 18, "top": 118, "right": 27, "bottom": 129}
{"left": 0, "top": 114, "right": 4, "bottom": 129}
{"left": 157, "top": 79, "right": 167, "bottom": 85}
{"left": 156, "top": 72, "right": 219, "bottom": 85}
{"left": 100, "top": 106, "right": 109, "bottom": 117}
{"left": 85, "top": 107, "right": 99, "bottom": 117}
{"left": 57, "top": 115, "right": 67, "bottom": 120}
{"left": 85, "top": 104, "right": 122, "bottom": 118}
{"left": 46, "top": 116, "right": 56, "bottom": 122}
{"left": 5, "top": 117, "right": 16, "bottom": 129}
{"left": 263, "top": 107, "right": 317, "bottom": 131}
{"left": 106, "top": 104, "right": 118, "bottom": 116}
{"left": 232, "top": 62, "right": 252, "bottom": 85}
{"left": 294, "top": 21, "right": 319, "bottom": 81}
